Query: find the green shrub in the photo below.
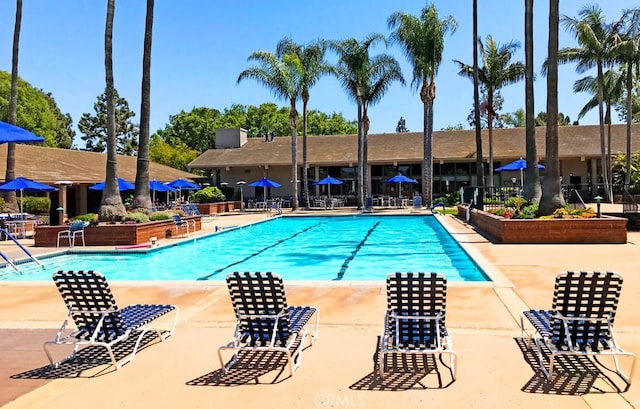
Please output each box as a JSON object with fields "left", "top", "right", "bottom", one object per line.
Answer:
{"left": 521, "top": 203, "right": 538, "bottom": 217}
{"left": 190, "top": 186, "right": 225, "bottom": 203}
{"left": 122, "top": 212, "right": 150, "bottom": 223}
{"left": 72, "top": 213, "right": 98, "bottom": 222}
{"left": 149, "top": 212, "right": 172, "bottom": 221}
{"left": 20, "top": 196, "right": 51, "bottom": 214}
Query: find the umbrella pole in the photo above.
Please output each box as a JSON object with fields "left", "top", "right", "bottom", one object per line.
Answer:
{"left": 520, "top": 168, "right": 523, "bottom": 188}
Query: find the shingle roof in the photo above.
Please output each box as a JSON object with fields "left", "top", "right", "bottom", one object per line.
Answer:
{"left": 0, "top": 144, "right": 199, "bottom": 184}
{"left": 189, "top": 124, "right": 640, "bottom": 169}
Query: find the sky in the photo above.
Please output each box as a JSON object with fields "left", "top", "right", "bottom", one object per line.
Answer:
{"left": 0, "top": 1, "right": 637, "bottom": 146}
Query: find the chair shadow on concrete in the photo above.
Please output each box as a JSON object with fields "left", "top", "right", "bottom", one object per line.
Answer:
{"left": 11, "top": 331, "right": 163, "bottom": 379}
{"left": 514, "top": 337, "right": 629, "bottom": 395}
{"left": 186, "top": 350, "right": 298, "bottom": 386}
{"left": 349, "top": 336, "right": 455, "bottom": 391}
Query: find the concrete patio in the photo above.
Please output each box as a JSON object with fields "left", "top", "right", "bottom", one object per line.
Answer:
{"left": 0, "top": 208, "right": 638, "bottom": 408}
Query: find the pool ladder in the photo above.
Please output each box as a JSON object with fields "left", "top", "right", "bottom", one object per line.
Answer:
{"left": 0, "top": 228, "right": 42, "bottom": 271}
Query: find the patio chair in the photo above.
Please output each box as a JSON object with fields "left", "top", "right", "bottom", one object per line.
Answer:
{"left": 411, "top": 195, "right": 423, "bottom": 212}
{"left": 521, "top": 271, "right": 636, "bottom": 388}
{"left": 43, "top": 270, "right": 178, "bottom": 370}
{"left": 378, "top": 272, "right": 457, "bottom": 379}
{"left": 218, "top": 272, "right": 319, "bottom": 377}
{"left": 56, "top": 220, "right": 86, "bottom": 248}
{"left": 188, "top": 202, "right": 203, "bottom": 216}
{"left": 172, "top": 214, "right": 192, "bottom": 237}
{"left": 362, "top": 196, "right": 374, "bottom": 213}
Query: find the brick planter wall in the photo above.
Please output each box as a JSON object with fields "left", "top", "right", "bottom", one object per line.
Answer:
{"left": 196, "top": 202, "right": 241, "bottom": 215}
{"left": 34, "top": 217, "right": 201, "bottom": 247}
{"left": 456, "top": 205, "right": 627, "bottom": 244}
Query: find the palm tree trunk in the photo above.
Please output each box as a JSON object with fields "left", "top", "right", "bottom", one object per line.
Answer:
{"left": 473, "top": 0, "right": 484, "bottom": 190}
{"left": 487, "top": 89, "right": 494, "bottom": 188}
{"left": 302, "top": 97, "right": 310, "bottom": 209}
{"left": 100, "top": 0, "right": 127, "bottom": 222}
{"left": 606, "top": 103, "right": 612, "bottom": 201}
{"left": 625, "top": 63, "right": 633, "bottom": 186}
{"left": 289, "top": 101, "right": 299, "bottom": 211}
{"left": 4, "top": 0, "right": 22, "bottom": 213}
{"left": 363, "top": 108, "right": 370, "bottom": 199}
{"left": 524, "top": 0, "right": 541, "bottom": 203}
{"left": 134, "top": 0, "right": 154, "bottom": 210}
{"left": 596, "top": 62, "right": 611, "bottom": 202}
{"left": 356, "top": 99, "right": 364, "bottom": 208}
{"left": 422, "top": 79, "right": 436, "bottom": 208}
{"left": 539, "top": 0, "right": 564, "bottom": 215}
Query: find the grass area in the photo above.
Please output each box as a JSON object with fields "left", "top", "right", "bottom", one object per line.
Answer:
{"left": 431, "top": 206, "right": 458, "bottom": 215}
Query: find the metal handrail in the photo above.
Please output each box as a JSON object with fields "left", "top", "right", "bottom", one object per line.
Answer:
{"left": 0, "top": 228, "right": 42, "bottom": 271}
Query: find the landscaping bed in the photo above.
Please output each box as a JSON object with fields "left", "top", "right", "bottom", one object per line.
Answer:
{"left": 34, "top": 216, "right": 201, "bottom": 247}
{"left": 457, "top": 205, "right": 627, "bottom": 244}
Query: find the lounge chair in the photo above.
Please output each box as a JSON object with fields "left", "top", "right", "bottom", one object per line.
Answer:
{"left": 189, "top": 202, "right": 203, "bottom": 216}
{"left": 378, "top": 272, "right": 456, "bottom": 379}
{"left": 181, "top": 203, "right": 194, "bottom": 216}
{"left": 218, "top": 272, "right": 319, "bottom": 377}
{"left": 172, "top": 214, "right": 193, "bottom": 237}
{"left": 521, "top": 271, "right": 636, "bottom": 388}
{"left": 362, "top": 196, "right": 374, "bottom": 213}
{"left": 43, "top": 270, "right": 178, "bottom": 370}
{"left": 411, "top": 196, "right": 423, "bottom": 212}
{"left": 56, "top": 220, "right": 86, "bottom": 248}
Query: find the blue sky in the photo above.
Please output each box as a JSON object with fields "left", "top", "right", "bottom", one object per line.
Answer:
{"left": 0, "top": 1, "right": 636, "bottom": 145}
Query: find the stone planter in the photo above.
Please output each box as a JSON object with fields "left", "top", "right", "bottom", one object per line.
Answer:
{"left": 196, "top": 201, "right": 240, "bottom": 215}
{"left": 457, "top": 205, "right": 627, "bottom": 244}
{"left": 34, "top": 216, "right": 201, "bottom": 247}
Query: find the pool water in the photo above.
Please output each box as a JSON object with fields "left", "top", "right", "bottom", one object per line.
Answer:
{"left": 1, "top": 215, "right": 489, "bottom": 282}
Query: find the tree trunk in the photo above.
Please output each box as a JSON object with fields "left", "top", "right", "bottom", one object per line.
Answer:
{"left": 363, "top": 107, "right": 370, "bottom": 199}
{"left": 289, "top": 100, "right": 299, "bottom": 211}
{"left": 539, "top": 0, "right": 565, "bottom": 215}
{"left": 524, "top": 0, "right": 542, "bottom": 203}
{"left": 487, "top": 88, "right": 494, "bottom": 188}
{"left": 134, "top": 0, "right": 154, "bottom": 210}
{"left": 4, "top": 0, "right": 22, "bottom": 213}
{"left": 356, "top": 99, "right": 364, "bottom": 209}
{"left": 421, "top": 79, "right": 435, "bottom": 208}
{"left": 100, "top": 0, "right": 127, "bottom": 222}
{"left": 473, "top": 0, "right": 484, "bottom": 190}
{"left": 302, "top": 95, "right": 310, "bottom": 209}
{"left": 625, "top": 61, "right": 633, "bottom": 186}
{"left": 596, "top": 62, "right": 611, "bottom": 202}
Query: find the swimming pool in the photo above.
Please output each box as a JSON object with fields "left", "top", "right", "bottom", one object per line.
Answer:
{"left": 1, "top": 215, "right": 489, "bottom": 282}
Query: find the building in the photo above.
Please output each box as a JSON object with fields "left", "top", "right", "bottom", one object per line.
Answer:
{"left": 188, "top": 125, "right": 640, "bottom": 202}
{"left": 0, "top": 144, "right": 198, "bottom": 222}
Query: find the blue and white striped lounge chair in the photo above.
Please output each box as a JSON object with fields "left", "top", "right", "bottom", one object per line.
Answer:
{"left": 379, "top": 272, "right": 456, "bottom": 379}
{"left": 218, "top": 272, "right": 319, "bottom": 377}
{"left": 521, "top": 271, "right": 636, "bottom": 389}
{"left": 43, "top": 270, "right": 178, "bottom": 370}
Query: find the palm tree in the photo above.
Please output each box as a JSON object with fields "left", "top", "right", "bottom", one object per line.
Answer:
{"left": 276, "top": 38, "right": 332, "bottom": 209}
{"left": 472, "top": 0, "right": 483, "bottom": 190}
{"left": 99, "top": 0, "right": 127, "bottom": 222}
{"left": 619, "top": 8, "right": 640, "bottom": 185}
{"left": 388, "top": 4, "right": 457, "bottom": 207}
{"left": 238, "top": 50, "right": 303, "bottom": 210}
{"left": 523, "top": 0, "right": 542, "bottom": 204}
{"left": 539, "top": 0, "right": 565, "bottom": 215}
{"left": 454, "top": 36, "right": 525, "bottom": 188}
{"left": 558, "top": 5, "right": 621, "bottom": 202}
{"left": 4, "top": 0, "right": 22, "bottom": 213}
{"left": 329, "top": 34, "right": 404, "bottom": 207}
{"left": 573, "top": 69, "right": 625, "bottom": 192}
{"left": 134, "top": 0, "right": 154, "bottom": 210}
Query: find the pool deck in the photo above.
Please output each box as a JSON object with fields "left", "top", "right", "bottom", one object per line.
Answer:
{"left": 0, "top": 206, "right": 639, "bottom": 408}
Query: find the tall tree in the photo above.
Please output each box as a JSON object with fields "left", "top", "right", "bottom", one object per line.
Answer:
{"left": 4, "top": 0, "right": 22, "bottom": 212}
{"left": 99, "top": 0, "right": 127, "bottom": 222}
{"left": 78, "top": 90, "right": 139, "bottom": 154}
{"left": 276, "top": 38, "right": 332, "bottom": 208}
{"left": 558, "top": 5, "right": 621, "bottom": 202}
{"left": 472, "top": 0, "right": 483, "bottom": 189}
{"left": 524, "top": 0, "right": 542, "bottom": 203}
{"left": 238, "top": 50, "right": 303, "bottom": 210}
{"left": 134, "top": 0, "right": 154, "bottom": 210}
{"left": 330, "top": 34, "right": 404, "bottom": 206}
{"left": 396, "top": 116, "right": 409, "bottom": 132}
{"left": 539, "top": 0, "right": 565, "bottom": 215}
{"left": 619, "top": 8, "right": 640, "bottom": 185}
{"left": 454, "top": 36, "right": 525, "bottom": 188}
{"left": 388, "top": 4, "right": 457, "bottom": 207}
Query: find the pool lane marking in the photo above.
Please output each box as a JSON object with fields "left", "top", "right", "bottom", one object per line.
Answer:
{"left": 335, "top": 221, "right": 380, "bottom": 280}
{"left": 197, "top": 222, "right": 325, "bottom": 280}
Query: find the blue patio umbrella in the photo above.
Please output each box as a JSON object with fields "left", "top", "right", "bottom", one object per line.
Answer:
{"left": 0, "top": 121, "right": 45, "bottom": 143}
{"left": 248, "top": 177, "right": 281, "bottom": 201}
{"left": 313, "top": 176, "right": 344, "bottom": 199}
{"left": 495, "top": 157, "right": 545, "bottom": 187}
{"left": 384, "top": 174, "right": 417, "bottom": 198}
{"left": 165, "top": 178, "right": 200, "bottom": 202}
{"left": 88, "top": 178, "right": 135, "bottom": 191}
{"left": 0, "top": 177, "right": 58, "bottom": 214}
{"left": 149, "top": 180, "right": 175, "bottom": 205}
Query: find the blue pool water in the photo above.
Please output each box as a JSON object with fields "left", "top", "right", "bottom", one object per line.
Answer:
{"left": 1, "top": 215, "right": 489, "bottom": 282}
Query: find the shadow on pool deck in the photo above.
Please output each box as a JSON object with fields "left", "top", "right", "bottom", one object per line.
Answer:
{"left": 0, "top": 208, "right": 639, "bottom": 408}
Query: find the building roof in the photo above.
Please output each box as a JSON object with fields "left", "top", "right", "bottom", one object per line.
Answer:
{"left": 189, "top": 124, "right": 640, "bottom": 169}
{"left": 0, "top": 144, "right": 198, "bottom": 184}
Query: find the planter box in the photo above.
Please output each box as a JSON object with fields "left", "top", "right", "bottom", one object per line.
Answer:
{"left": 196, "top": 201, "right": 241, "bottom": 215}
{"left": 457, "top": 205, "right": 627, "bottom": 244}
{"left": 34, "top": 216, "right": 201, "bottom": 247}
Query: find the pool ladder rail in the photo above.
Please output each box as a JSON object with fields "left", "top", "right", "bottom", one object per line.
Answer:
{"left": 0, "top": 228, "right": 42, "bottom": 271}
